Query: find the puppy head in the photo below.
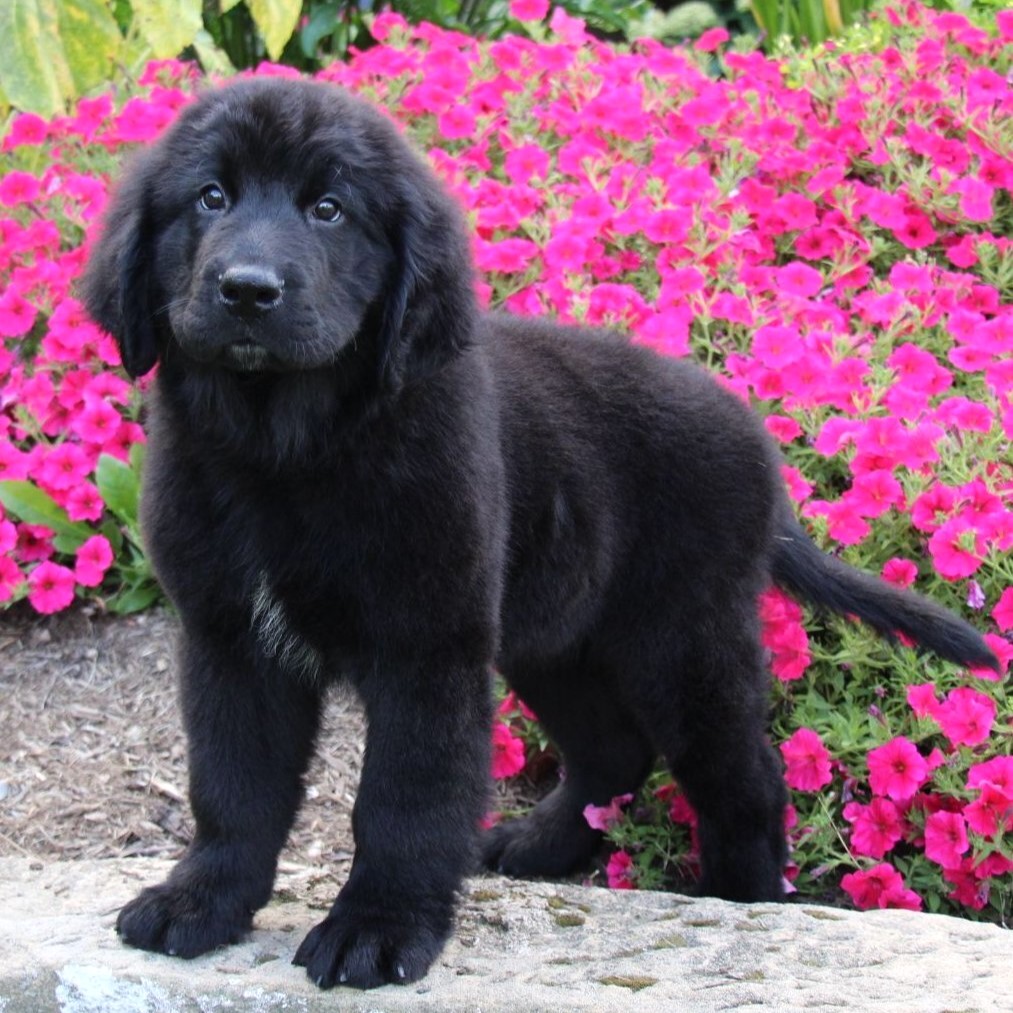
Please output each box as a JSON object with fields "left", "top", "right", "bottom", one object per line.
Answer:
{"left": 80, "top": 78, "right": 476, "bottom": 391}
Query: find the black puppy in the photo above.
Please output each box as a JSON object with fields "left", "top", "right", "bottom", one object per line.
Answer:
{"left": 81, "top": 78, "right": 997, "bottom": 989}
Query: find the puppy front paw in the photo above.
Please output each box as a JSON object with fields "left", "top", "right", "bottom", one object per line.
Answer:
{"left": 117, "top": 880, "right": 254, "bottom": 958}
{"left": 293, "top": 898, "right": 449, "bottom": 989}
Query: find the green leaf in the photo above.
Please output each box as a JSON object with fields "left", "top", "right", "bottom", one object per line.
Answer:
{"left": 107, "top": 582, "right": 162, "bottom": 614}
{"left": 95, "top": 452, "right": 139, "bottom": 527}
{"left": 190, "top": 27, "right": 237, "bottom": 76}
{"left": 56, "top": 0, "right": 122, "bottom": 94}
{"left": 131, "top": 0, "right": 202, "bottom": 59}
{"left": 0, "top": 0, "right": 75, "bottom": 116}
{"left": 246, "top": 0, "right": 302, "bottom": 61}
{"left": 0, "top": 480, "right": 93, "bottom": 545}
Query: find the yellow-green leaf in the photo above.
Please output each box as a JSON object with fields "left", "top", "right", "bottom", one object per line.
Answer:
{"left": 0, "top": 0, "right": 75, "bottom": 116}
{"left": 190, "top": 28, "right": 237, "bottom": 77}
{"left": 246, "top": 0, "right": 301, "bottom": 61}
{"left": 57, "top": 0, "right": 123, "bottom": 94}
{"left": 131, "top": 0, "right": 203, "bottom": 59}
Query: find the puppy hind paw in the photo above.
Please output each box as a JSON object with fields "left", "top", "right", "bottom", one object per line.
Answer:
{"left": 481, "top": 817, "right": 594, "bottom": 879}
{"left": 116, "top": 882, "right": 253, "bottom": 958}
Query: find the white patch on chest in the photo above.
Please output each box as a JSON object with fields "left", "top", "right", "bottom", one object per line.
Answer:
{"left": 250, "top": 572, "right": 324, "bottom": 680}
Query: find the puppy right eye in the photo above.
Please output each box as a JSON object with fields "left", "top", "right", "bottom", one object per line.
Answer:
{"left": 199, "top": 185, "right": 227, "bottom": 211}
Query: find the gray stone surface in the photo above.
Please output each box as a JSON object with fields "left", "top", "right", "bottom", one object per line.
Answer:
{"left": 1, "top": 857, "right": 1010, "bottom": 1012}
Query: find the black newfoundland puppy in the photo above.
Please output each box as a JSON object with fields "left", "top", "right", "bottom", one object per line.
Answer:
{"left": 81, "top": 79, "right": 996, "bottom": 989}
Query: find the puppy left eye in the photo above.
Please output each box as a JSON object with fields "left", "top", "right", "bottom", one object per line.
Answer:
{"left": 312, "top": 197, "right": 343, "bottom": 222}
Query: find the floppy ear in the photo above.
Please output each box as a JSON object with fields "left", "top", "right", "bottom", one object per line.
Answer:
{"left": 376, "top": 175, "right": 477, "bottom": 393}
{"left": 79, "top": 150, "right": 161, "bottom": 379}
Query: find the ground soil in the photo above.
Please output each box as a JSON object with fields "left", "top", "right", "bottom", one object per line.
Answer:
{"left": 0, "top": 605, "right": 366, "bottom": 881}
{"left": 0, "top": 605, "right": 530, "bottom": 884}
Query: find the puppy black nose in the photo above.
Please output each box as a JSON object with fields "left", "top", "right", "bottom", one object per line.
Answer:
{"left": 218, "top": 265, "right": 284, "bottom": 318}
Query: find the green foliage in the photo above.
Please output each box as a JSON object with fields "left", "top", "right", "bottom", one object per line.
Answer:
{"left": 0, "top": 0, "right": 122, "bottom": 116}
{"left": 0, "top": 1, "right": 660, "bottom": 114}
{"left": 0, "top": 447, "right": 160, "bottom": 613}
{"left": 750, "top": 0, "right": 872, "bottom": 50}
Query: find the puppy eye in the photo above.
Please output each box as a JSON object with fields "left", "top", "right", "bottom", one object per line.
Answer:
{"left": 199, "top": 184, "right": 227, "bottom": 211}
{"left": 311, "top": 197, "right": 342, "bottom": 222}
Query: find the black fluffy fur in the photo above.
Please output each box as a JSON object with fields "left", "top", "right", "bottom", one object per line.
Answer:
{"left": 80, "top": 78, "right": 998, "bottom": 990}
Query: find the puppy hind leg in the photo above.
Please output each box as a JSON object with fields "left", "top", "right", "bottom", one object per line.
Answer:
{"left": 645, "top": 624, "right": 788, "bottom": 903}
{"left": 483, "top": 661, "right": 654, "bottom": 879}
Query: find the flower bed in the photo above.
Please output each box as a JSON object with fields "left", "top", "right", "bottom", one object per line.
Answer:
{"left": 1, "top": 1, "right": 1009, "bottom": 919}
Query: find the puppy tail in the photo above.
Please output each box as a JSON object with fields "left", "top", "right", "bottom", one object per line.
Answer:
{"left": 771, "top": 515, "right": 1000, "bottom": 672}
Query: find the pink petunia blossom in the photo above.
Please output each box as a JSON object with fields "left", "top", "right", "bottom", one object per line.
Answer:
{"left": 510, "top": 0, "right": 549, "bottom": 21}
{"left": 928, "top": 519, "right": 983, "bottom": 580}
{"left": 841, "top": 863, "right": 921, "bottom": 911}
{"left": 605, "top": 849, "right": 635, "bottom": 889}
{"left": 968, "top": 756, "right": 1013, "bottom": 796}
{"left": 0, "top": 555, "right": 23, "bottom": 603}
{"left": 843, "top": 798, "right": 904, "bottom": 859}
{"left": 924, "top": 810, "right": 969, "bottom": 869}
{"left": 74, "top": 535, "right": 114, "bottom": 587}
{"left": 867, "top": 737, "right": 929, "bottom": 801}
{"left": 906, "top": 684, "right": 940, "bottom": 719}
{"left": 881, "top": 558, "right": 917, "bottom": 588}
{"left": 934, "top": 687, "right": 996, "bottom": 748}
{"left": 490, "top": 722, "right": 525, "bottom": 779}
{"left": 27, "top": 560, "right": 76, "bottom": 613}
{"left": 780, "top": 728, "right": 832, "bottom": 792}
{"left": 583, "top": 793, "right": 633, "bottom": 832}
{"left": 964, "top": 784, "right": 1012, "bottom": 838}
{"left": 991, "top": 588, "right": 1013, "bottom": 632}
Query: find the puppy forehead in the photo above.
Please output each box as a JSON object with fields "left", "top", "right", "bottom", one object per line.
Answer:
{"left": 168, "top": 80, "right": 395, "bottom": 191}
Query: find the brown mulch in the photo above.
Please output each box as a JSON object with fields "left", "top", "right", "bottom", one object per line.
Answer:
{"left": 0, "top": 605, "right": 365, "bottom": 879}
{"left": 0, "top": 605, "right": 529, "bottom": 883}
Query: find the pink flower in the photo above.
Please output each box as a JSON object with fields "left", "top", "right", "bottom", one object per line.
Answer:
{"left": 867, "top": 737, "right": 929, "bottom": 801}
{"left": 438, "top": 104, "right": 477, "bottom": 140}
{"left": 510, "top": 0, "right": 548, "bottom": 21}
{"left": 0, "top": 171, "right": 41, "bottom": 206}
{"left": 934, "top": 687, "right": 996, "bottom": 748}
{"left": 490, "top": 722, "right": 526, "bottom": 779}
{"left": 16, "top": 524, "right": 55, "bottom": 563}
{"left": 964, "top": 784, "right": 1011, "bottom": 838}
{"left": 991, "top": 588, "right": 1013, "bottom": 632}
{"left": 881, "top": 558, "right": 917, "bottom": 588}
{"left": 583, "top": 793, "right": 633, "bottom": 832}
{"left": 694, "top": 27, "right": 729, "bottom": 52}
{"left": 605, "top": 849, "right": 636, "bottom": 890}
{"left": 780, "top": 728, "right": 833, "bottom": 792}
{"left": 764, "top": 415, "right": 802, "bottom": 443}
{"left": 951, "top": 177, "right": 995, "bottom": 223}
{"left": 841, "top": 863, "right": 921, "bottom": 911}
{"left": 65, "top": 483, "right": 104, "bottom": 522}
{"left": 0, "top": 555, "right": 23, "bottom": 603}
{"left": 843, "top": 798, "right": 904, "bottom": 858}
{"left": 894, "top": 212, "right": 937, "bottom": 250}
{"left": 369, "top": 11, "right": 409, "bottom": 41}
{"left": 73, "top": 398, "right": 123, "bottom": 445}
{"left": 2, "top": 112, "right": 48, "bottom": 149}
{"left": 74, "top": 535, "right": 113, "bottom": 587}
{"left": 777, "top": 262, "right": 823, "bottom": 298}
{"left": 968, "top": 756, "right": 1013, "bottom": 795}
{"left": 924, "top": 810, "right": 969, "bottom": 869}
{"left": 27, "top": 560, "right": 76, "bottom": 613}
{"left": 928, "top": 519, "right": 983, "bottom": 579}
{"left": 0, "top": 290, "right": 38, "bottom": 337}
{"left": 906, "top": 684, "right": 940, "bottom": 719}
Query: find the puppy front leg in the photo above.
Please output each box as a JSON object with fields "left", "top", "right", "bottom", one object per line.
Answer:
{"left": 116, "top": 626, "right": 322, "bottom": 957}
{"left": 294, "top": 657, "right": 491, "bottom": 989}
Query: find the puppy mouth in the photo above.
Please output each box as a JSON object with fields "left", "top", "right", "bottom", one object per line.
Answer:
{"left": 219, "top": 339, "right": 277, "bottom": 372}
